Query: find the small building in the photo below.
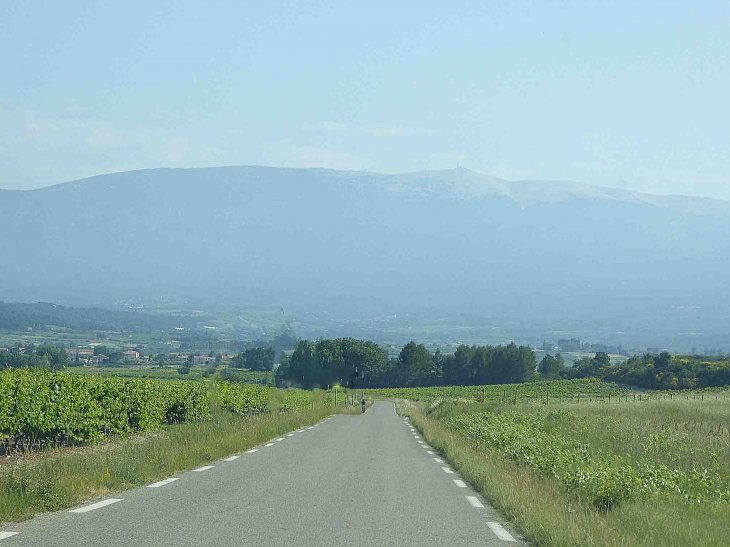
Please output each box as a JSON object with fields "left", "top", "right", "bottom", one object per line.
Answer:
{"left": 122, "top": 350, "right": 141, "bottom": 360}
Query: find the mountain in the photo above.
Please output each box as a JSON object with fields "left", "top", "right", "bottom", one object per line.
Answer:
{"left": 1, "top": 166, "right": 729, "bottom": 349}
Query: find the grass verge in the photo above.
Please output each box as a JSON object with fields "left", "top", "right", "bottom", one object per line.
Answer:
{"left": 399, "top": 400, "right": 730, "bottom": 547}
{"left": 0, "top": 406, "right": 356, "bottom": 524}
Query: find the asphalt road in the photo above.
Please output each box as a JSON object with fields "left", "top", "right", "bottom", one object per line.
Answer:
{"left": 0, "top": 402, "right": 527, "bottom": 546}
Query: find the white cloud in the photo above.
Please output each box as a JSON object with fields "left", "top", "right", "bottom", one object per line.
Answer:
{"left": 287, "top": 145, "right": 370, "bottom": 170}
{"left": 359, "top": 123, "right": 430, "bottom": 137}
{"left": 301, "top": 121, "right": 349, "bottom": 132}
{"left": 301, "top": 121, "right": 430, "bottom": 138}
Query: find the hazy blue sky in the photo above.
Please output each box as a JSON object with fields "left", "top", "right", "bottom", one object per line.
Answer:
{"left": 2, "top": 1, "right": 729, "bottom": 199}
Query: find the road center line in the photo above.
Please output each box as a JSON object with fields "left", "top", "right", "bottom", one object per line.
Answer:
{"left": 0, "top": 532, "right": 20, "bottom": 540}
{"left": 69, "top": 499, "right": 123, "bottom": 513}
{"left": 246, "top": 448, "right": 259, "bottom": 453}
{"left": 193, "top": 465, "right": 215, "bottom": 472}
{"left": 434, "top": 457, "right": 443, "bottom": 463}
{"left": 441, "top": 466, "right": 454, "bottom": 474}
{"left": 466, "top": 496, "right": 484, "bottom": 508}
{"left": 487, "top": 522, "right": 517, "bottom": 542}
{"left": 224, "top": 455, "right": 240, "bottom": 462}
{"left": 147, "top": 478, "right": 179, "bottom": 488}
{"left": 453, "top": 479, "right": 467, "bottom": 488}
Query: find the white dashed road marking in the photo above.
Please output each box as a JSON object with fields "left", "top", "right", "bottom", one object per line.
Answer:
{"left": 0, "top": 532, "right": 19, "bottom": 540}
{"left": 434, "top": 457, "right": 443, "bottom": 463}
{"left": 418, "top": 440, "right": 424, "bottom": 444}
{"left": 306, "top": 426, "right": 314, "bottom": 430}
{"left": 487, "top": 522, "right": 517, "bottom": 542}
{"left": 441, "top": 467, "right": 454, "bottom": 474}
{"left": 427, "top": 450, "right": 434, "bottom": 455}
{"left": 453, "top": 479, "right": 467, "bottom": 488}
{"left": 224, "top": 456, "right": 240, "bottom": 462}
{"left": 245, "top": 448, "right": 259, "bottom": 453}
{"left": 276, "top": 438, "right": 285, "bottom": 441}
{"left": 193, "top": 465, "right": 215, "bottom": 472}
{"left": 147, "top": 478, "right": 179, "bottom": 488}
{"left": 466, "top": 496, "right": 484, "bottom": 508}
{"left": 69, "top": 499, "right": 123, "bottom": 513}
{"left": 265, "top": 443, "right": 274, "bottom": 447}
{"left": 287, "top": 433, "right": 295, "bottom": 437}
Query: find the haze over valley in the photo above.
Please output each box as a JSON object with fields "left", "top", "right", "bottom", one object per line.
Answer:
{"left": 2, "top": 165, "right": 728, "bottom": 352}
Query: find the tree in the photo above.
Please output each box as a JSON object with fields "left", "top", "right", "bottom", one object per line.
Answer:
{"left": 398, "top": 342, "right": 434, "bottom": 386}
{"left": 94, "top": 345, "right": 109, "bottom": 357}
{"left": 538, "top": 353, "right": 565, "bottom": 379}
{"left": 244, "top": 347, "right": 275, "bottom": 371}
{"left": 283, "top": 341, "right": 320, "bottom": 388}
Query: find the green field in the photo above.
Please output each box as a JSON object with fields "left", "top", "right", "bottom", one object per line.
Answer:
{"left": 400, "top": 383, "right": 730, "bottom": 547}
{"left": 364, "top": 378, "right": 630, "bottom": 403}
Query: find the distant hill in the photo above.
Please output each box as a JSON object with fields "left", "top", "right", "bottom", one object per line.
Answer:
{"left": 1, "top": 166, "right": 729, "bottom": 348}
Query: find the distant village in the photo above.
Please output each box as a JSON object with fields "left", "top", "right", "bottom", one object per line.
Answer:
{"left": 0, "top": 345, "right": 236, "bottom": 367}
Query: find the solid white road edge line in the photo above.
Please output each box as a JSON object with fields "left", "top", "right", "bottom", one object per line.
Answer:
{"left": 69, "top": 498, "right": 123, "bottom": 513}
{"left": 466, "top": 496, "right": 484, "bottom": 508}
{"left": 453, "top": 479, "right": 467, "bottom": 488}
{"left": 193, "top": 465, "right": 215, "bottom": 472}
{"left": 245, "top": 448, "right": 259, "bottom": 453}
{"left": 441, "top": 466, "right": 454, "bottom": 474}
{"left": 0, "top": 532, "right": 20, "bottom": 540}
{"left": 224, "top": 455, "right": 240, "bottom": 462}
{"left": 487, "top": 522, "right": 517, "bottom": 542}
{"left": 147, "top": 478, "right": 179, "bottom": 488}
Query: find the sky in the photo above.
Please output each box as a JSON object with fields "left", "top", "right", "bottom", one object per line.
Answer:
{"left": 2, "top": 0, "right": 729, "bottom": 199}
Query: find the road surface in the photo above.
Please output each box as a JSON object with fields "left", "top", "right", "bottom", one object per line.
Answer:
{"left": 0, "top": 402, "right": 527, "bottom": 546}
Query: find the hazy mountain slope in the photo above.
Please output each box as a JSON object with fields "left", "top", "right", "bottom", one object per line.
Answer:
{"left": 1, "top": 166, "right": 729, "bottom": 347}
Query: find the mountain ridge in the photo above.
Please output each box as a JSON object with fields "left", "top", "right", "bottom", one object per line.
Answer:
{"left": 6, "top": 165, "right": 729, "bottom": 217}
{"left": 1, "top": 165, "right": 729, "bottom": 350}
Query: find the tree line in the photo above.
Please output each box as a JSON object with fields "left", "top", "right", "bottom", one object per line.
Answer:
{"left": 0, "top": 344, "right": 69, "bottom": 371}
{"left": 276, "top": 338, "right": 537, "bottom": 389}
{"left": 537, "top": 351, "right": 730, "bottom": 389}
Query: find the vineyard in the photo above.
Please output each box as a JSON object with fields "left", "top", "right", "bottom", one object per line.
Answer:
{"left": 0, "top": 369, "right": 355, "bottom": 454}
{"left": 0, "top": 368, "right": 209, "bottom": 452}
{"left": 364, "top": 378, "right": 630, "bottom": 403}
